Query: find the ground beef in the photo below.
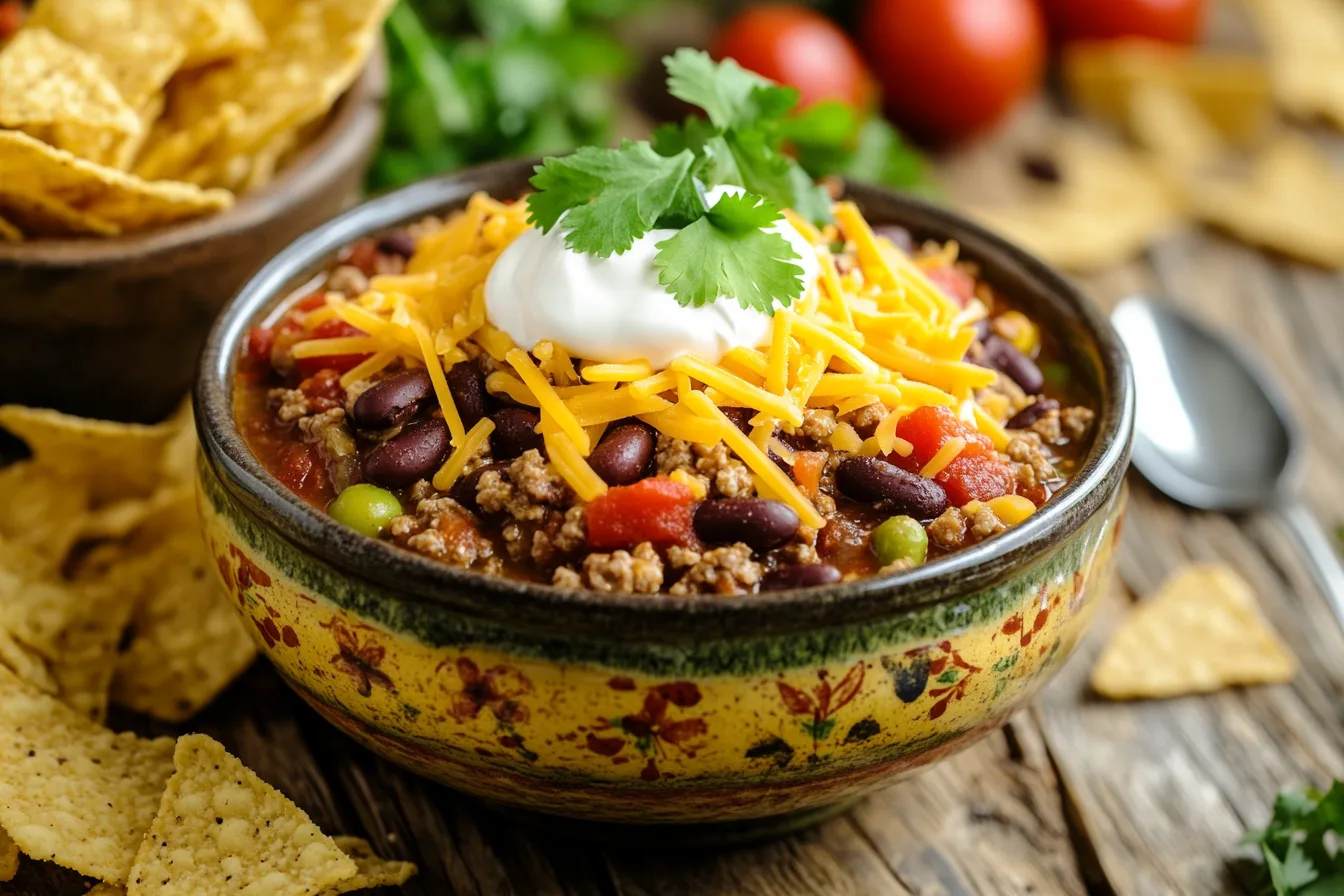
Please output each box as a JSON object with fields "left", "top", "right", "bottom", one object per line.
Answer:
{"left": 969, "top": 504, "right": 1006, "bottom": 540}
{"left": 693, "top": 442, "right": 754, "bottom": 498}
{"left": 669, "top": 544, "right": 762, "bottom": 596}
{"left": 555, "top": 542, "right": 663, "bottom": 593}
{"left": 408, "top": 479, "right": 436, "bottom": 503}
{"left": 654, "top": 436, "right": 694, "bottom": 476}
{"left": 979, "top": 372, "right": 1032, "bottom": 415}
{"left": 800, "top": 408, "right": 837, "bottom": 441}
{"left": 343, "top": 379, "right": 374, "bottom": 416}
{"left": 878, "top": 558, "right": 913, "bottom": 575}
{"left": 476, "top": 450, "right": 573, "bottom": 522}
{"left": 928, "top": 507, "right": 968, "bottom": 551}
{"left": 1060, "top": 406, "right": 1095, "bottom": 441}
{"left": 1030, "top": 410, "right": 1064, "bottom": 443}
{"left": 1006, "top": 432, "right": 1055, "bottom": 483}
{"left": 666, "top": 545, "right": 702, "bottom": 569}
{"left": 326, "top": 264, "right": 369, "bottom": 297}
{"left": 297, "top": 408, "right": 360, "bottom": 491}
{"left": 389, "top": 497, "right": 494, "bottom": 567}
{"left": 269, "top": 387, "right": 310, "bottom": 423}
{"left": 839, "top": 402, "right": 886, "bottom": 436}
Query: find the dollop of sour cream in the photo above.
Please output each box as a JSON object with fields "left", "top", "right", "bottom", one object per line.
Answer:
{"left": 484, "top": 186, "right": 820, "bottom": 368}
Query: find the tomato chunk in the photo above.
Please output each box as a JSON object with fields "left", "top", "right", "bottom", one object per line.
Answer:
{"left": 244, "top": 326, "right": 275, "bottom": 366}
{"left": 294, "top": 319, "right": 370, "bottom": 376}
{"left": 925, "top": 265, "right": 976, "bottom": 308}
{"left": 586, "top": 478, "right": 695, "bottom": 550}
{"left": 792, "top": 450, "right": 827, "bottom": 498}
{"left": 892, "top": 405, "right": 1013, "bottom": 503}
{"left": 939, "top": 453, "right": 1015, "bottom": 505}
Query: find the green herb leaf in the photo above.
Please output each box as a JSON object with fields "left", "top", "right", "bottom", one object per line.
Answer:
{"left": 663, "top": 48, "right": 797, "bottom": 131}
{"left": 1247, "top": 782, "right": 1344, "bottom": 895}
{"left": 654, "top": 192, "right": 802, "bottom": 311}
{"left": 527, "top": 142, "right": 697, "bottom": 255}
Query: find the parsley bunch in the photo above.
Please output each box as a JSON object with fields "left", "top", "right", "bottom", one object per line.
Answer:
{"left": 1245, "top": 781, "right": 1344, "bottom": 894}
{"left": 526, "top": 49, "right": 834, "bottom": 312}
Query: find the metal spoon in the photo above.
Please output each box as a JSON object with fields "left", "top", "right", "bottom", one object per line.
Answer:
{"left": 1111, "top": 296, "right": 1344, "bottom": 627}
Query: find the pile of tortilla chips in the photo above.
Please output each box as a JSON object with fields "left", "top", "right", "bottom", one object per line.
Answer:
{"left": 0, "top": 404, "right": 416, "bottom": 891}
{"left": 971, "top": 0, "right": 1344, "bottom": 272}
{"left": 1091, "top": 564, "right": 1297, "bottom": 700}
{"left": 0, "top": 0, "right": 393, "bottom": 240}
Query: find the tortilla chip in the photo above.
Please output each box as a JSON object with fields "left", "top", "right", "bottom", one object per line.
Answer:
{"left": 1189, "top": 134, "right": 1344, "bottom": 267}
{"left": 0, "top": 667, "right": 175, "bottom": 884}
{"left": 1064, "top": 39, "right": 1273, "bottom": 143}
{"left": 26, "top": 0, "right": 188, "bottom": 109}
{"left": 162, "top": 0, "right": 393, "bottom": 184}
{"left": 173, "top": 0, "right": 266, "bottom": 68}
{"left": 134, "top": 103, "right": 243, "bottom": 182}
{"left": 110, "top": 490, "right": 256, "bottom": 723}
{"left": 0, "top": 826, "right": 18, "bottom": 882}
{"left": 1092, "top": 564, "right": 1296, "bottom": 699}
{"left": 0, "top": 214, "right": 20, "bottom": 242}
{"left": 1242, "top": 0, "right": 1344, "bottom": 130}
{"left": 0, "top": 130, "right": 231, "bottom": 234}
{"left": 1127, "top": 81, "right": 1225, "bottom": 173}
{"left": 324, "top": 837, "right": 417, "bottom": 894}
{"left": 0, "top": 625, "right": 57, "bottom": 695}
{"left": 128, "top": 734, "right": 358, "bottom": 896}
{"left": 0, "top": 188, "right": 120, "bottom": 237}
{"left": 974, "top": 131, "right": 1182, "bottom": 272}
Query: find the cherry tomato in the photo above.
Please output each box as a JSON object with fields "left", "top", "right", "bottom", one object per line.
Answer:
{"left": 859, "top": 0, "right": 1045, "bottom": 143}
{"left": 1039, "top": 0, "right": 1203, "bottom": 45}
{"left": 587, "top": 478, "right": 695, "bottom": 550}
{"left": 712, "top": 5, "right": 874, "bottom": 110}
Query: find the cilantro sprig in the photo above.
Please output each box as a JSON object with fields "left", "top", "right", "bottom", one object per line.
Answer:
{"left": 1245, "top": 781, "right": 1344, "bottom": 895}
{"left": 525, "top": 49, "right": 826, "bottom": 313}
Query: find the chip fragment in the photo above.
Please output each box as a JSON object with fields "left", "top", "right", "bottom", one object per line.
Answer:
{"left": 323, "top": 837, "right": 418, "bottom": 894}
{"left": 0, "top": 668, "right": 175, "bottom": 884}
{"left": 1242, "top": 0, "right": 1344, "bottom": 131}
{"left": 0, "top": 826, "right": 18, "bottom": 882}
{"left": 1091, "top": 564, "right": 1297, "bottom": 699}
{"left": 128, "top": 734, "right": 358, "bottom": 896}
{"left": 0, "top": 214, "right": 20, "bottom": 242}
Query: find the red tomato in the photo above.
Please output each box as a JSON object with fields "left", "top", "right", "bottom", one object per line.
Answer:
{"left": 587, "top": 478, "right": 695, "bottom": 550}
{"left": 294, "top": 319, "right": 370, "bottom": 377}
{"left": 925, "top": 265, "right": 976, "bottom": 307}
{"left": 244, "top": 326, "right": 275, "bottom": 367}
{"left": 712, "top": 5, "right": 874, "bottom": 110}
{"left": 939, "top": 454, "right": 1015, "bottom": 505}
{"left": 894, "top": 406, "right": 992, "bottom": 468}
{"left": 892, "top": 406, "right": 1013, "bottom": 503}
{"left": 859, "top": 0, "right": 1045, "bottom": 143}
{"left": 1039, "top": 0, "right": 1203, "bottom": 45}
{"left": 0, "top": 1, "right": 24, "bottom": 40}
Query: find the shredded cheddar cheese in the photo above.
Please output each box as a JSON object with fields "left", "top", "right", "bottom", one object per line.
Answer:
{"left": 313, "top": 193, "right": 1019, "bottom": 536}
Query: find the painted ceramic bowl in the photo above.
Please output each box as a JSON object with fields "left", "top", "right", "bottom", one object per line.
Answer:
{"left": 195, "top": 161, "right": 1134, "bottom": 843}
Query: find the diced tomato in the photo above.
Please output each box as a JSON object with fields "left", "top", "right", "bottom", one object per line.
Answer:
{"left": 345, "top": 239, "right": 381, "bottom": 275}
{"left": 792, "top": 450, "right": 827, "bottom": 498}
{"left": 586, "top": 478, "right": 696, "bottom": 550}
{"left": 925, "top": 265, "right": 976, "bottom": 307}
{"left": 0, "top": 1, "right": 24, "bottom": 40}
{"left": 244, "top": 326, "right": 275, "bottom": 367}
{"left": 295, "top": 291, "right": 328, "bottom": 312}
{"left": 293, "top": 319, "right": 371, "bottom": 376}
{"left": 298, "top": 368, "right": 345, "bottom": 413}
{"left": 276, "top": 442, "right": 319, "bottom": 494}
{"left": 939, "top": 453, "right": 1015, "bottom": 505}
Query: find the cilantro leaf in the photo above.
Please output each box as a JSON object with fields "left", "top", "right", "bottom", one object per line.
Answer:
{"left": 654, "top": 192, "right": 802, "bottom": 311}
{"left": 1247, "top": 782, "right": 1344, "bottom": 895}
{"left": 663, "top": 48, "right": 797, "bottom": 131}
{"left": 527, "top": 141, "right": 697, "bottom": 255}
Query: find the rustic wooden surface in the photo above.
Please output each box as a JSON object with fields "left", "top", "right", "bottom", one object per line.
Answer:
{"left": 10, "top": 10, "right": 1344, "bottom": 896}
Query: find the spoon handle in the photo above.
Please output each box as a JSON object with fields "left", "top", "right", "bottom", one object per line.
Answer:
{"left": 1281, "top": 500, "right": 1344, "bottom": 631}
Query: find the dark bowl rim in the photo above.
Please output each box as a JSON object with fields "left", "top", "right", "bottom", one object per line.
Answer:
{"left": 195, "top": 158, "right": 1135, "bottom": 636}
{"left": 0, "top": 47, "right": 387, "bottom": 265}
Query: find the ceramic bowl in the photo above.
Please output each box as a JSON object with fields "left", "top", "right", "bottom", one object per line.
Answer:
{"left": 0, "top": 51, "right": 387, "bottom": 424}
{"left": 194, "top": 160, "right": 1134, "bottom": 844}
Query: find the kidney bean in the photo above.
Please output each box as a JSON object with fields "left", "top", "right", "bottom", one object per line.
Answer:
{"left": 835, "top": 456, "right": 949, "bottom": 520}
{"left": 351, "top": 368, "right": 432, "bottom": 429}
{"left": 449, "top": 461, "right": 509, "bottom": 514}
{"left": 720, "top": 406, "right": 753, "bottom": 433}
{"left": 971, "top": 317, "right": 992, "bottom": 344}
{"left": 875, "top": 225, "right": 914, "bottom": 254}
{"left": 1006, "top": 397, "right": 1060, "bottom": 430}
{"left": 376, "top": 231, "right": 417, "bottom": 257}
{"left": 490, "top": 407, "right": 542, "bottom": 460}
{"left": 446, "top": 362, "right": 489, "bottom": 429}
{"left": 694, "top": 498, "right": 800, "bottom": 552}
{"left": 978, "top": 335, "right": 1044, "bottom": 394}
{"left": 587, "top": 424, "right": 655, "bottom": 485}
{"left": 361, "top": 417, "right": 451, "bottom": 487}
{"left": 760, "top": 564, "right": 844, "bottom": 591}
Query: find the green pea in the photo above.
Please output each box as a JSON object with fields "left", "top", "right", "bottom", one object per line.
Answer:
{"left": 329, "top": 484, "right": 403, "bottom": 538}
{"left": 872, "top": 515, "right": 928, "bottom": 568}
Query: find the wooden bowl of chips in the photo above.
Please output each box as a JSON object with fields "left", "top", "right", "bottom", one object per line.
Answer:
{"left": 0, "top": 47, "right": 387, "bottom": 423}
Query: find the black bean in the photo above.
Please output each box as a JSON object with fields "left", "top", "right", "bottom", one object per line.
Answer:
{"left": 760, "top": 564, "right": 844, "bottom": 591}
{"left": 490, "top": 407, "right": 542, "bottom": 460}
{"left": 720, "top": 406, "right": 754, "bottom": 434}
{"left": 449, "top": 461, "right": 509, "bottom": 514}
{"left": 446, "top": 362, "right": 489, "bottom": 429}
{"left": 978, "top": 335, "right": 1045, "bottom": 394}
{"left": 376, "top": 231, "right": 417, "bottom": 257}
{"left": 835, "top": 456, "right": 949, "bottom": 520}
{"left": 350, "top": 368, "right": 432, "bottom": 429}
{"left": 361, "top": 417, "right": 451, "bottom": 487}
{"left": 587, "top": 424, "right": 655, "bottom": 485}
{"left": 1006, "top": 397, "right": 1060, "bottom": 430}
{"left": 875, "top": 225, "right": 914, "bottom": 254}
{"left": 694, "top": 498, "right": 800, "bottom": 552}
{"left": 1021, "top": 152, "right": 1062, "bottom": 184}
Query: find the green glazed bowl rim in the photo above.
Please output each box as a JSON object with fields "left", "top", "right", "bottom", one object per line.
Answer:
{"left": 195, "top": 159, "right": 1134, "bottom": 640}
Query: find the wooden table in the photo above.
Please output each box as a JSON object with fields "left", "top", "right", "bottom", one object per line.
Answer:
{"left": 13, "top": 34, "right": 1344, "bottom": 896}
